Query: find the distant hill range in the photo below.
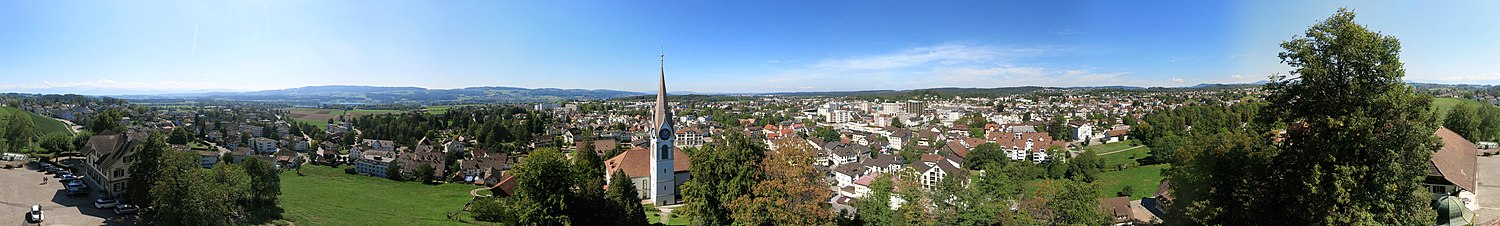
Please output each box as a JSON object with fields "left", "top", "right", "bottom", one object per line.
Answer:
{"left": 111, "top": 81, "right": 1282, "bottom": 105}
{"left": 115, "top": 85, "right": 645, "bottom": 105}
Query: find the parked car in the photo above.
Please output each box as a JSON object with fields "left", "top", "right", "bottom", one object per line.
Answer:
{"left": 66, "top": 180, "right": 86, "bottom": 188}
{"left": 27, "top": 205, "right": 43, "bottom": 223}
{"left": 114, "top": 204, "right": 140, "bottom": 215}
{"left": 60, "top": 174, "right": 77, "bottom": 182}
{"left": 66, "top": 187, "right": 88, "bottom": 197}
{"left": 53, "top": 170, "right": 70, "bottom": 178}
{"left": 94, "top": 198, "right": 118, "bottom": 209}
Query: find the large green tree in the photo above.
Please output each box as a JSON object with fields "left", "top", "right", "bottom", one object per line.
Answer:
{"left": 1169, "top": 9, "right": 1439, "bottom": 225}
{"left": 679, "top": 132, "right": 766, "bottom": 226}
{"left": 853, "top": 173, "right": 895, "bottom": 226}
{"left": 1044, "top": 180, "right": 1109, "bottom": 225}
{"left": 727, "top": 141, "right": 833, "bottom": 225}
{"left": 1065, "top": 150, "right": 1102, "bottom": 182}
{"left": 6, "top": 111, "right": 35, "bottom": 152}
{"left": 606, "top": 170, "right": 647, "bottom": 226}
{"left": 570, "top": 145, "right": 607, "bottom": 225}
{"left": 1444, "top": 103, "right": 1481, "bottom": 141}
{"left": 38, "top": 132, "right": 73, "bottom": 155}
{"left": 243, "top": 157, "right": 282, "bottom": 208}
{"left": 127, "top": 131, "right": 173, "bottom": 205}
{"left": 511, "top": 148, "right": 574, "bottom": 225}
{"left": 89, "top": 108, "right": 125, "bottom": 134}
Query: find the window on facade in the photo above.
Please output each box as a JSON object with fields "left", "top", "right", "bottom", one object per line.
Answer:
{"left": 1431, "top": 185, "right": 1447, "bottom": 194}
{"left": 114, "top": 169, "right": 124, "bottom": 178}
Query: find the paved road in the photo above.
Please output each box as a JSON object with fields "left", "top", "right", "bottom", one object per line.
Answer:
{"left": 0, "top": 162, "right": 120, "bottom": 226}
{"left": 1096, "top": 145, "right": 1146, "bottom": 156}
{"left": 1477, "top": 156, "right": 1500, "bottom": 224}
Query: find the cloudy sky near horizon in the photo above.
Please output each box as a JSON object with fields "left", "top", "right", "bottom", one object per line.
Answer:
{"left": 1, "top": 0, "right": 1497, "bottom": 95}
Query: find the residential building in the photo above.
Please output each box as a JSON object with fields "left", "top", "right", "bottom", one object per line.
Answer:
{"left": 355, "top": 150, "right": 397, "bottom": 178}
{"left": 1429, "top": 128, "right": 1479, "bottom": 211}
{"left": 81, "top": 131, "right": 143, "bottom": 196}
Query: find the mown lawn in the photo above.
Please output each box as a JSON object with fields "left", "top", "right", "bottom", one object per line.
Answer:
{"left": 646, "top": 205, "right": 689, "bottom": 226}
{"left": 1082, "top": 141, "right": 1136, "bottom": 153}
{"left": 279, "top": 165, "right": 478, "bottom": 226}
{"left": 1021, "top": 164, "right": 1168, "bottom": 200}
{"left": 1094, "top": 164, "right": 1168, "bottom": 199}
{"left": 1433, "top": 97, "right": 1486, "bottom": 120}
{"left": 1098, "top": 145, "right": 1151, "bottom": 167}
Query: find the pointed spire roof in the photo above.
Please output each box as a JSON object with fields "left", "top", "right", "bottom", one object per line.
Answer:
{"left": 654, "top": 53, "right": 671, "bottom": 129}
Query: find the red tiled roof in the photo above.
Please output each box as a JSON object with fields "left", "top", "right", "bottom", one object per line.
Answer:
{"left": 604, "top": 146, "right": 692, "bottom": 178}
{"left": 853, "top": 172, "right": 882, "bottom": 186}
{"left": 492, "top": 175, "right": 518, "bottom": 196}
{"left": 1433, "top": 128, "right": 1478, "bottom": 192}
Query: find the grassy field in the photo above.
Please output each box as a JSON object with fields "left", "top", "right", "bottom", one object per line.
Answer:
{"left": 0, "top": 106, "right": 72, "bottom": 135}
{"left": 346, "top": 109, "right": 405, "bottom": 117}
{"left": 1099, "top": 146, "right": 1151, "bottom": 167}
{"left": 1082, "top": 141, "right": 1136, "bottom": 153}
{"left": 425, "top": 105, "right": 464, "bottom": 115}
{"left": 279, "top": 165, "right": 478, "bottom": 226}
{"left": 646, "top": 205, "right": 689, "bottom": 226}
{"left": 1094, "top": 164, "right": 1169, "bottom": 199}
{"left": 1433, "top": 97, "right": 1486, "bottom": 120}
{"left": 1021, "top": 163, "right": 1168, "bottom": 200}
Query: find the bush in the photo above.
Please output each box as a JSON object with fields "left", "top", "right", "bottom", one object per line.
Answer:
{"left": 344, "top": 167, "right": 356, "bottom": 175}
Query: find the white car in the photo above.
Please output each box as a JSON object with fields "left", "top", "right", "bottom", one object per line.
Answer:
{"left": 27, "top": 205, "right": 43, "bottom": 223}
{"left": 94, "top": 198, "right": 118, "bottom": 209}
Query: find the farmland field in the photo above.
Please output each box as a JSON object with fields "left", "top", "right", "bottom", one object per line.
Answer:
{"left": 1433, "top": 97, "right": 1487, "bottom": 120}
{"left": 0, "top": 106, "right": 73, "bottom": 135}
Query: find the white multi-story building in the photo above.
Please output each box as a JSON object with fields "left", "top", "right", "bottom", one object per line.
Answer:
{"left": 355, "top": 150, "right": 396, "bottom": 178}
{"left": 252, "top": 137, "right": 278, "bottom": 154}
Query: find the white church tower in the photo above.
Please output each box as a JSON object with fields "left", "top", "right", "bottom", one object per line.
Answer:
{"left": 650, "top": 53, "right": 677, "bottom": 206}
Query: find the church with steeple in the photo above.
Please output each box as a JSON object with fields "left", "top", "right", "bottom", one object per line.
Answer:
{"left": 603, "top": 53, "right": 690, "bottom": 206}
{"left": 648, "top": 52, "right": 678, "bottom": 206}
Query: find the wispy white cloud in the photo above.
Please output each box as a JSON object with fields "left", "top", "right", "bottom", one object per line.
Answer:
{"left": 753, "top": 44, "right": 1136, "bottom": 91}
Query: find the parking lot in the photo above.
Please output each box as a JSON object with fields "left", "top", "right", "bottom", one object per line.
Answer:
{"left": 0, "top": 160, "right": 121, "bottom": 226}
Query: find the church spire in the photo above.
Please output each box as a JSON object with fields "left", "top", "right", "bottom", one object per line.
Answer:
{"left": 654, "top": 52, "right": 669, "bottom": 128}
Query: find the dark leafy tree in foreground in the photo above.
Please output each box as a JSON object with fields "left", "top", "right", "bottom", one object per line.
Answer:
{"left": 1166, "top": 8, "right": 1438, "bottom": 225}
{"left": 606, "top": 170, "right": 647, "bottom": 226}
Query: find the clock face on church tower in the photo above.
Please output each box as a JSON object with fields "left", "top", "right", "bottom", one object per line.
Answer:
{"left": 659, "top": 128, "right": 674, "bottom": 140}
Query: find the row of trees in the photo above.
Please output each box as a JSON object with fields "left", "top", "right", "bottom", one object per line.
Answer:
{"left": 127, "top": 131, "right": 282, "bottom": 225}
{"left": 1138, "top": 9, "right": 1441, "bottom": 225}
{"left": 1441, "top": 101, "right": 1500, "bottom": 143}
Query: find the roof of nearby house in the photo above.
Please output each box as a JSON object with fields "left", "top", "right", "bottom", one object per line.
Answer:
{"left": 853, "top": 172, "right": 882, "bottom": 187}
{"left": 1106, "top": 129, "right": 1129, "bottom": 137}
{"left": 1432, "top": 127, "right": 1478, "bottom": 192}
{"left": 603, "top": 146, "right": 691, "bottom": 178}
{"left": 83, "top": 130, "right": 138, "bottom": 172}
{"left": 1155, "top": 180, "right": 1173, "bottom": 201}
{"left": 492, "top": 175, "right": 518, "bottom": 196}
{"left": 1100, "top": 196, "right": 1132, "bottom": 219}
{"left": 824, "top": 142, "right": 871, "bottom": 159}
{"left": 834, "top": 163, "right": 865, "bottom": 177}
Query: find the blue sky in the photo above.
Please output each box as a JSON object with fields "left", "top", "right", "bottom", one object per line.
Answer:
{"left": 1, "top": 1, "right": 1497, "bottom": 94}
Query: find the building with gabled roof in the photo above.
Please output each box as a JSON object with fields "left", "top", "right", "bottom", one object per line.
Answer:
{"left": 81, "top": 130, "right": 145, "bottom": 196}
{"left": 1428, "top": 127, "right": 1478, "bottom": 211}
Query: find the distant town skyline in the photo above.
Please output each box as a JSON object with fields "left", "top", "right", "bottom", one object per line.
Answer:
{"left": 2, "top": 1, "right": 1498, "bottom": 95}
